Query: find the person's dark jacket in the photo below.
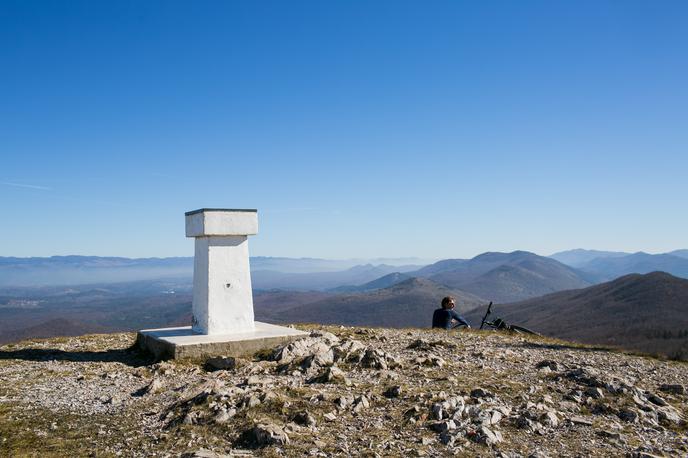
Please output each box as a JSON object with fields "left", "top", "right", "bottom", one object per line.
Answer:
{"left": 432, "top": 308, "right": 469, "bottom": 329}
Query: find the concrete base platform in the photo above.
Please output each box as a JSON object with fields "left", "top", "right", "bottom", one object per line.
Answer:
{"left": 136, "top": 322, "right": 308, "bottom": 360}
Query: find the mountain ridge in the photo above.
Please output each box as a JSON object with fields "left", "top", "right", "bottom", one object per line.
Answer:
{"left": 549, "top": 249, "right": 688, "bottom": 280}
{"left": 268, "top": 277, "right": 485, "bottom": 328}
{"left": 465, "top": 271, "right": 688, "bottom": 360}
{"left": 549, "top": 249, "right": 630, "bottom": 267}
{"left": 580, "top": 252, "right": 688, "bottom": 281}
{"left": 416, "top": 251, "right": 592, "bottom": 302}
{"left": 328, "top": 272, "right": 412, "bottom": 293}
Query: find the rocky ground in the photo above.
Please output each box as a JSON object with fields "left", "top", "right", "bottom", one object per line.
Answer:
{"left": 0, "top": 326, "right": 686, "bottom": 457}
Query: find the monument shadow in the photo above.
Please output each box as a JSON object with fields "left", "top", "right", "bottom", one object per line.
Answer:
{"left": 0, "top": 345, "right": 155, "bottom": 367}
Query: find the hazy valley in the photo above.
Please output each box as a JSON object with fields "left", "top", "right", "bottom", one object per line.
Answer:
{"left": 1, "top": 249, "right": 688, "bottom": 360}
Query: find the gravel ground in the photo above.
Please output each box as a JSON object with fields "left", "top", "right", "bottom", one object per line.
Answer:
{"left": 0, "top": 326, "right": 687, "bottom": 457}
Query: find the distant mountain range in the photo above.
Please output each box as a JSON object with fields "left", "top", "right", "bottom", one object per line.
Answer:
{"left": 549, "top": 249, "right": 630, "bottom": 268}
{"left": 0, "top": 279, "right": 193, "bottom": 344}
{"left": 266, "top": 277, "right": 484, "bottom": 328}
{"left": 580, "top": 253, "right": 688, "bottom": 281}
{"left": 250, "top": 256, "right": 433, "bottom": 273}
{"left": 329, "top": 272, "right": 413, "bottom": 293}
{"left": 549, "top": 249, "right": 688, "bottom": 281}
{"left": 464, "top": 272, "right": 688, "bottom": 360}
{"left": 261, "top": 251, "right": 601, "bottom": 329}
{"left": 251, "top": 263, "right": 422, "bottom": 291}
{"left": 413, "top": 251, "right": 592, "bottom": 303}
{"left": 0, "top": 256, "right": 193, "bottom": 287}
{"left": 670, "top": 249, "right": 688, "bottom": 259}
{"left": 0, "top": 256, "right": 427, "bottom": 288}
{"left": 2, "top": 250, "right": 688, "bottom": 360}
{"left": 0, "top": 280, "right": 335, "bottom": 344}
{"left": 4, "top": 250, "right": 687, "bottom": 294}
{"left": 324, "top": 251, "right": 593, "bottom": 303}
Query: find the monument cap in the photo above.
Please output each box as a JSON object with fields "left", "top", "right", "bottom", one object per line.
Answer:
{"left": 185, "top": 208, "right": 258, "bottom": 237}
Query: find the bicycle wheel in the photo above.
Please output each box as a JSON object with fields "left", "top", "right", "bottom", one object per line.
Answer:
{"left": 510, "top": 325, "right": 540, "bottom": 336}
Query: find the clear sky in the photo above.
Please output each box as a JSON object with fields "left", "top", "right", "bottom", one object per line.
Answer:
{"left": 1, "top": 1, "right": 687, "bottom": 259}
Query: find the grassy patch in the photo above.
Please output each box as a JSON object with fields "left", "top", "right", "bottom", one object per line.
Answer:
{"left": 0, "top": 400, "right": 166, "bottom": 456}
{"left": 0, "top": 403, "right": 113, "bottom": 457}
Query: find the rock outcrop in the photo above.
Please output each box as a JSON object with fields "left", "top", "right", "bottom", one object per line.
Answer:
{"left": 0, "top": 327, "right": 686, "bottom": 456}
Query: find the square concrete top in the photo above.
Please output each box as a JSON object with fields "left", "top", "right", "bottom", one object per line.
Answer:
{"left": 185, "top": 208, "right": 258, "bottom": 237}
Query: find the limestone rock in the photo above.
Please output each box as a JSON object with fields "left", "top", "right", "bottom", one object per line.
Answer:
{"left": 3, "top": 324, "right": 688, "bottom": 456}
{"left": 413, "top": 355, "right": 445, "bottom": 367}
{"left": 407, "top": 338, "right": 433, "bottom": 350}
{"left": 245, "top": 375, "right": 267, "bottom": 386}
{"left": 565, "top": 389, "right": 584, "bottom": 404}
{"left": 180, "top": 449, "right": 233, "bottom": 458}
{"left": 656, "top": 406, "right": 682, "bottom": 425}
{"left": 352, "top": 395, "right": 370, "bottom": 413}
{"left": 384, "top": 385, "right": 402, "bottom": 398}
{"left": 407, "top": 338, "right": 455, "bottom": 351}
{"left": 470, "top": 388, "right": 494, "bottom": 399}
{"left": 597, "top": 429, "right": 623, "bottom": 441}
{"left": 335, "top": 395, "right": 354, "bottom": 410}
{"left": 617, "top": 408, "right": 638, "bottom": 423}
{"left": 585, "top": 387, "right": 604, "bottom": 399}
{"left": 535, "top": 360, "right": 559, "bottom": 371}
{"left": 472, "top": 425, "right": 502, "bottom": 446}
{"left": 249, "top": 423, "right": 289, "bottom": 446}
{"left": 404, "top": 405, "right": 423, "bottom": 422}
{"left": 540, "top": 411, "right": 559, "bottom": 428}
{"left": 569, "top": 416, "right": 593, "bottom": 426}
{"left": 301, "top": 349, "right": 335, "bottom": 371}
{"left": 243, "top": 395, "right": 261, "bottom": 409}
{"left": 293, "top": 411, "right": 317, "bottom": 427}
{"left": 632, "top": 393, "right": 654, "bottom": 411}
{"left": 432, "top": 419, "right": 456, "bottom": 433}
{"left": 205, "top": 356, "right": 236, "bottom": 372}
{"left": 658, "top": 383, "right": 685, "bottom": 395}
{"left": 309, "top": 330, "right": 340, "bottom": 344}
{"left": 646, "top": 393, "right": 668, "bottom": 407}
{"left": 132, "top": 377, "right": 164, "bottom": 396}
{"left": 629, "top": 451, "right": 665, "bottom": 458}
{"left": 273, "top": 333, "right": 337, "bottom": 364}
{"left": 565, "top": 366, "right": 607, "bottom": 388}
{"left": 431, "top": 403, "right": 444, "bottom": 420}
{"left": 332, "top": 339, "right": 365, "bottom": 363}
{"left": 361, "top": 348, "right": 402, "bottom": 370}
{"left": 307, "top": 366, "right": 351, "bottom": 385}
{"left": 214, "top": 408, "right": 235, "bottom": 424}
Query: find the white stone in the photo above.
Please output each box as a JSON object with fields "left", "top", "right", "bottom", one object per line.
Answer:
{"left": 138, "top": 207, "right": 307, "bottom": 359}
{"left": 185, "top": 209, "right": 258, "bottom": 335}
{"left": 185, "top": 209, "right": 258, "bottom": 237}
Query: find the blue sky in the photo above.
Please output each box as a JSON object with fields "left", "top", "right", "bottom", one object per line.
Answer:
{"left": 1, "top": 1, "right": 687, "bottom": 259}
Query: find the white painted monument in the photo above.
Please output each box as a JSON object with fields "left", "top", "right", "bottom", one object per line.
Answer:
{"left": 137, "top": 208, "right": 306, "bottom": 359}
{"left": 186, "top": 208, "right": 258, "bottom": 335}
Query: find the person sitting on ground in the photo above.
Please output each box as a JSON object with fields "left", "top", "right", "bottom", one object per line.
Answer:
{"left": 432, "top": 296, "right": 471, "bottom": 329}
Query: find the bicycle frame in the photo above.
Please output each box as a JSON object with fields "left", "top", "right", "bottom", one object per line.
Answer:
{"left": 478, "top": 301, "right": 540, "bottom": 336}
{"left": 479, "top": 301, "right": 493, "bottom": 330}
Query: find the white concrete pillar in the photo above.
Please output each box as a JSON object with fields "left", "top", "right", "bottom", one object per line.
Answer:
{"left": 185, "top": 209, "right": 258, "bottom": 335}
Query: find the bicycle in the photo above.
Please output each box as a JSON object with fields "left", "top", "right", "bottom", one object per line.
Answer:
{"left": 478, "top": 301, "right": 540, "bottom": 336}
